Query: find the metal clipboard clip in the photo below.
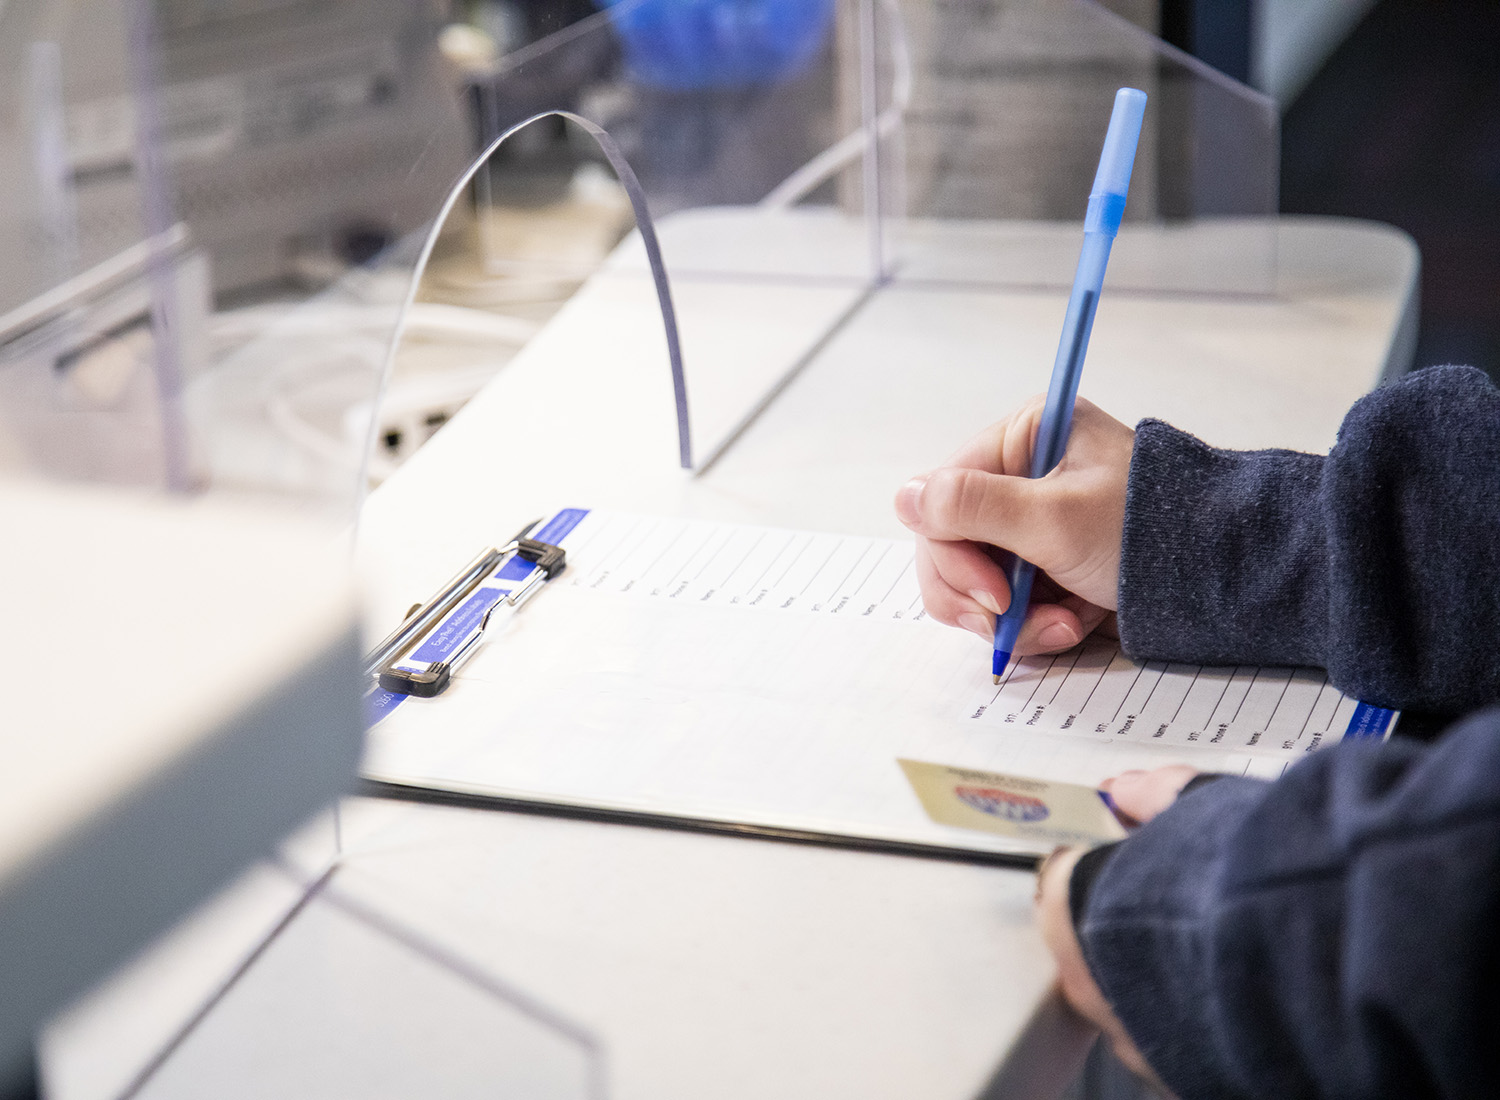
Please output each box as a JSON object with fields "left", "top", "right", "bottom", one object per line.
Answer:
{"left": 363, "top": 521, "right": 567, "bottom": 698}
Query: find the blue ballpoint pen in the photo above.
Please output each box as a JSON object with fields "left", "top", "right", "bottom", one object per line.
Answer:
{"left": 993, "top": 87, "right": 1147, "bottom": 683}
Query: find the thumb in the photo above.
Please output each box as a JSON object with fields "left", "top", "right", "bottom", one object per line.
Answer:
{"left": 896, "top": 466, "right": 1056, "bottom": 560}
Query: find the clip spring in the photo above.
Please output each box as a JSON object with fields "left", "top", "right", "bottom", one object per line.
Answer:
{"left": 364, "top": 525, "right": 567, "bottom": 699}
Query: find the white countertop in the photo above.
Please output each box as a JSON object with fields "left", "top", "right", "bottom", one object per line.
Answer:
{"left": 0, "top": 481, "right": 360, "bottom": 1091}
{"left": 43, "top": 212, "right": 1417, "bottom": 1100}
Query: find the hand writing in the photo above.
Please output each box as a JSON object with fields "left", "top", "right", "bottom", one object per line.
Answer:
{"left": 894, "top": 396, "right": 1133, "bottom": 655}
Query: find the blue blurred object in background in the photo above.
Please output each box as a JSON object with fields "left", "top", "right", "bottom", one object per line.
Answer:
{"left": 596, "top": 0, "right": 836, "bottom": 90}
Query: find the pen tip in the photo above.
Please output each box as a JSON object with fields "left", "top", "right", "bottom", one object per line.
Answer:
{"left": 992, "top": 649, "right": 1012, "bottom": 681}
{"left": 993, "top": 674, "right": 1001, "bottom": 684}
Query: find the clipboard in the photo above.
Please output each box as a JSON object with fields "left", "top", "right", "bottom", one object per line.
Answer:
{"left": 359, "top": 508, "right": 1396, "bottom": 866}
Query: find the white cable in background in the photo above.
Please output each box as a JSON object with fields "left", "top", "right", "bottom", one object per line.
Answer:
{"left": 205, "top": 299, "right": 538, "bottom": 483}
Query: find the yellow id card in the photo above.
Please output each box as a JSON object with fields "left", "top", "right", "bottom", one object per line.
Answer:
{"left": 898, "top": 759, "right": 1128, "bottom": 848}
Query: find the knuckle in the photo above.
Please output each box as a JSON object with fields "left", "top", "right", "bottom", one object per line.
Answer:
{"left": 921, "top": 468, "right": 961, "bottom": 526}
{"left": 929, "top": 468, "right": 990, "bottom": 530}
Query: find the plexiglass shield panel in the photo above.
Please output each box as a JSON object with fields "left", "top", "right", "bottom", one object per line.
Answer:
{"left": 0, "top": 0, "right": 475, "bottom": 512}
{"left": 887, "top": 0, "right": 1279, "bottom": 295}
{"left": 372, "top": 0, "right": 1278, "bottom": 493}
{"left": 118, "top": 879, "right": 604, "bottom": 1100}
{"left": 2, "top": 0, "right": 1280, "bottom": 503}
{"left": 454, "top": 1, "right": 878, "bottom": 474}
{"left": 161, "top": 0, "right": 474, "bottom": 512}
{"left": 0, "top": 0, "right": 181, "bottom": 487}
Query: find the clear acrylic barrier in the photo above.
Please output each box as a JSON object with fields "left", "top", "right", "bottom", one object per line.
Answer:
{"left": 167, "top": 0, "right": 474, "bottom": 515}
{"left": 0, "top": 0, "right": 474, "bottom": 515}
{"left": 377, "top": 0, "right": 1279, "bottom": 484}
{"left": 119, "top": 876, "right": 604, "bottom": 1100}
{"left": 454, "top": 0, "right": 876, "bottom": 473}
{"left": 884, "top": 0, "right": 1279, "bottom": 295}
{"left": 4, "top": 13, "right": 607, "bottom": 1093}
{"left": 1, "top": 0, "right": 1280, "bottom": 500}
{"left": 0, "top": 0, "right": 179, "bottom": 487}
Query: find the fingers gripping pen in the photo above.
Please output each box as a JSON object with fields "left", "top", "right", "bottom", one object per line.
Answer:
{"left": 993, "top": 87, "right": 1146, "bottom": 682}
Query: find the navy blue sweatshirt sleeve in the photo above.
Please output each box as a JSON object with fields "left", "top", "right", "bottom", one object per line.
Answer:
{"left": 1117, "top": 365, "right": 1500, "bottom": 714}
{"left": 1077, "top": 711, "right": 1500, "bottom": 1100}
{"left": 1074, "top": 366, "right": 1500, "bottom": 1097}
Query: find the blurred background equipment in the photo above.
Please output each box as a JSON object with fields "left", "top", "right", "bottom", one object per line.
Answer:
{"left": 1, "top": 0, "right": 476, "bottom": 503}
{"left": 597, "top": 0, "right": 837, "bottom": 90}
{"left": 123, "top": 0, "right": 469, "bottom": 296}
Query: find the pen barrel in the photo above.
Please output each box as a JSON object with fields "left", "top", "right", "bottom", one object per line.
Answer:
{"left": 995, "top": 555, "right": 1037, "bottom": 654}
{"left": 1030, "top": 232, "right": 1111, "bottom": 479}
{"left": 993, "top": 87, "right": 1143, "bottom": 673}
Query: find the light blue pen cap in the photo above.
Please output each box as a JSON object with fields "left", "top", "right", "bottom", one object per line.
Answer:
{"left": 1085, "top": 87, "right": 1148, "bottom": 238}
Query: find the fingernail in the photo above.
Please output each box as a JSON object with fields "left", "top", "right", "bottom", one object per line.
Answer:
{"left": 1038, "top": 622, "right": 1079, "bottom": 648}
{"left": 895, "top": 476, "right": 927, "bottom": 527}
{"left": 968, "top": 589, "right": 1002, "bottom": 615}
{"left": 958, "top": 612, "right": 992, "bottom": 639}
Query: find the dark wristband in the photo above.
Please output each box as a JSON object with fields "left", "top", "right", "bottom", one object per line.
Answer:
{"left": 1068, "top": 774, "right": 1226, "bottom": 931}
{"left": 1180, "top": 772, "right": 1225, "bottom": 798}
{"left": 1068, "top": 842, "right": 1121, "bottom": 931}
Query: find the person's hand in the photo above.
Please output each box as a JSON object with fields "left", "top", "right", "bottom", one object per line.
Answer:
{"left": 1034, "top": 847, "right": 1169, "bottom": 1091}
{"left": 1100, "top": 764, "right": 1201, "bottom": 827}
{"left": 1038, "top": 768, "right": 1200, "bottom": 1086}
{"left": 894, "top": 396, "right": 1133, "bottom": 655}
{"left": 1033, "top": 767, "right": 1203, "bottom": 1093}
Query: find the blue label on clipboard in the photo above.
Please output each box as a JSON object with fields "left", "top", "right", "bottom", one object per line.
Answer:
{"left": 365, "top": 686, "right": 407, "bottom": 725}
{"left": 534, "top": 508, "right": 590, "bottom": 544}
{"left": 496, "top": 557, "right": 536, "bottom": 581}
{"left": 498, "top": 509, "right": 591, "bottom": 580}
{"left": 1345, "top": 702, "right": 1395, "bottom": 740}
{"left": 411, "top": 587, "right": 510, "bottom": 662}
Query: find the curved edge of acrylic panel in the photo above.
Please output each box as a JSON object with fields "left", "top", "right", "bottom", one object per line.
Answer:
{"left": 357, "top": 109, "right": 693, "bottom": 517}
{"left": 470, "top": 0, "right": 895, "bottom": 283}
